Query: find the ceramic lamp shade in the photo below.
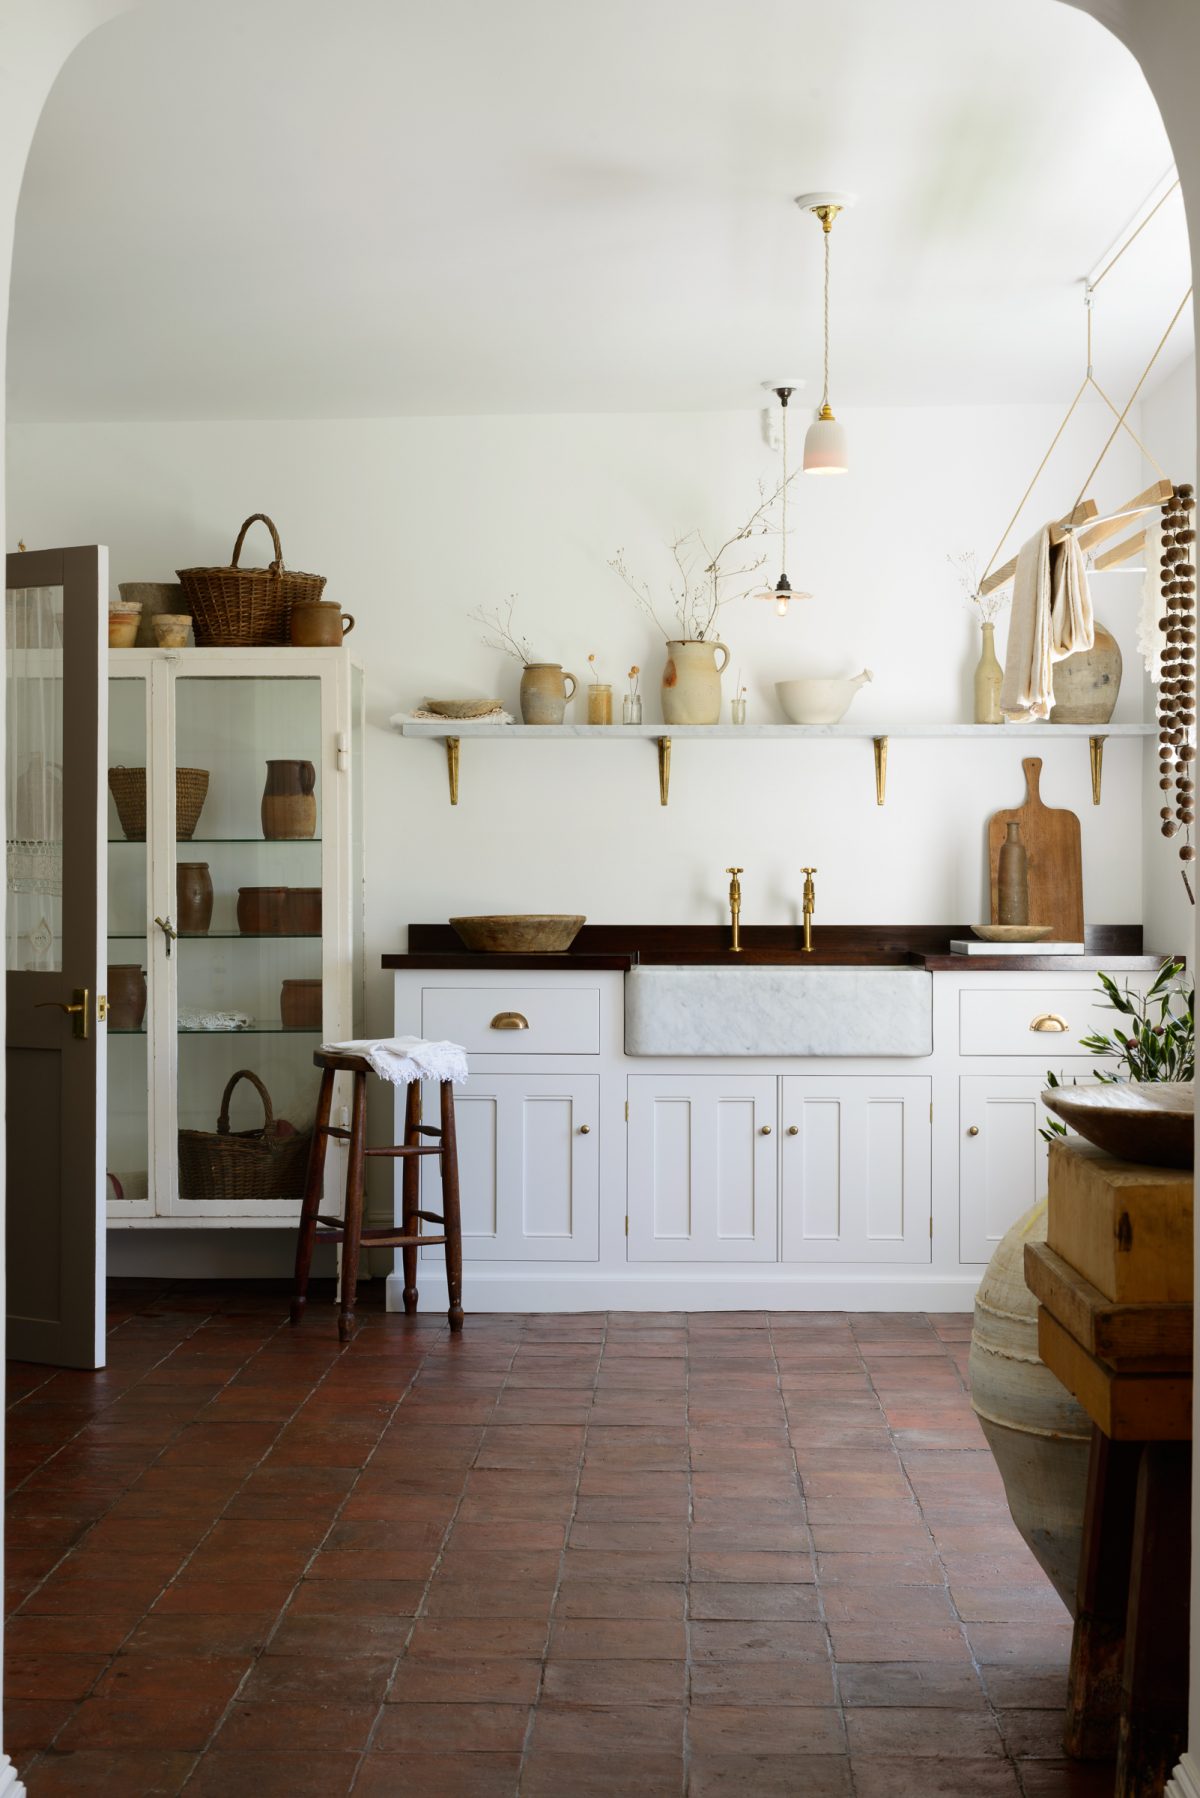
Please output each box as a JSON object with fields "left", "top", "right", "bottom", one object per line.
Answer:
{"left": 803, "top": 412, "right": 848, "bottom": 475}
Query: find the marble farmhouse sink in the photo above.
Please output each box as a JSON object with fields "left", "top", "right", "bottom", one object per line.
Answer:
{"left": 624, "top": 964, "right": 933, "bottom": 1057}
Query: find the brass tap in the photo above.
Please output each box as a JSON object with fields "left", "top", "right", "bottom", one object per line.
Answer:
{"left": 725, "top": 867, "right": 743, "bottom": 954}
{"left": 801, "top": 867, "right": 817, "bottom": 953}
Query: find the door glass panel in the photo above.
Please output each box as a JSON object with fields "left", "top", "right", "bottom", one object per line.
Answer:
{"left": 5, "top": 584, "right": 64, "bottom": 972}
{"left": 173, "top": 676, "right": 322, "bottom": 1201}
{"left": 107, "top": 675, "right": 150, "bottom": 1201}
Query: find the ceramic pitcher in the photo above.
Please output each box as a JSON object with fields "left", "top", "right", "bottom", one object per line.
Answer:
{"left": 662, "top": 639, "right": 730, "bottom": 725}
{"left": 520, "top": 663, "right": 578, "bottom": 725}
{"left": 261, "top": 760, "right": 317, "bottom": 839}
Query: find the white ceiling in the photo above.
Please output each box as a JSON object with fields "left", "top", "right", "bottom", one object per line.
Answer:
{"left": 5, "top": 0, "right": 1192, "bottom": 420}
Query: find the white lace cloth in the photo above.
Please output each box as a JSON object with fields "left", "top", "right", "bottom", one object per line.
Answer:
{"left": 320, "top": 1035, "right": 469, "bottom": 1086}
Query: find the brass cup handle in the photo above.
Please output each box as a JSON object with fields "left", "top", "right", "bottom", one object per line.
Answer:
{"left": 1030, "top": 1013, "right": 1069, "bottom": 1034}
{"left": 490, "top": 1011, "right": 529, "bottom": 1031}
{"left": 760, "top": 1125, "right": 772, "bottom": 1136}
{"left": 967, "top": 1125, "right": 980, "bottom": 1137}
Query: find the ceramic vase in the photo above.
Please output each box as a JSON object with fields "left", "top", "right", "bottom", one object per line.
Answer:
{"left": 176, "top": 862, "right": 213, "bottom": 935}
{"left": 108, "top": 964, "right": 147, "bottom": 1031}
{"left": 261, "top": 760, "right": 316, "bottom": 839}
{"left": 1049, "top": 622, "right": 1123, "bottom": 724}
{"left": 974, "top": 620, "right": 1004, "bottom": 724}
{"left": 997, "top": 820, "right": 1029, "bottom": 925}
{"left": 520, "top": 663, "right": 577, "bottom": 725}
{"left": 662, "top": 639, "right": 730, "bottom": 726}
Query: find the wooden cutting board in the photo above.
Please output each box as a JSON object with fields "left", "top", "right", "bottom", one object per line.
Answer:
{"left": 987, "top": 757, "right": 1084, "bottom": 942}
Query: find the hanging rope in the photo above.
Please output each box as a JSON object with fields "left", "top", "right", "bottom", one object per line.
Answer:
{"left": 980, "top": 376, "right": 1090, "bottom": 583}
{"left": 1090, "top": 178, "right": 1180, "bottom": 291}
{"left": 1069, "top": 286, "right": 1192, "bottom": 519}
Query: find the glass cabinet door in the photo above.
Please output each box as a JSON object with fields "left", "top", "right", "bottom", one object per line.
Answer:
{"left": 107, "top": 669, "right": 153, "bottom": 1212}
{"left": 168, "top": 671, "right": 326, "bottom": 1216}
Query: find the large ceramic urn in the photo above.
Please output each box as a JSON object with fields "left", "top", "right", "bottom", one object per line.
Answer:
{"left": 661, "top": 639, "right": 730, "bottom": 725}
{"left": 969, "top": 1200, "right": 1091, "bottom": 1609}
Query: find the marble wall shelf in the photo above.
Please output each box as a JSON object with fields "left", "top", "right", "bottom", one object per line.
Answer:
{"left": 391, "top": 717, "right": 1155, "bottom": 808}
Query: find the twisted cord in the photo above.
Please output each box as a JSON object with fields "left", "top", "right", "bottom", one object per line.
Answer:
{"left": 822, "top": 230, "right": 831, "bottom": 411}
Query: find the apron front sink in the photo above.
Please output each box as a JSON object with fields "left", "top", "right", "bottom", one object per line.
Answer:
{"left": 624, "top": 964, "right": 933, "bottom": 1057}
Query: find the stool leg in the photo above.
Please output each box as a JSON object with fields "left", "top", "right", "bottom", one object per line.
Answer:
{"left": 338, "top": 1070, "right": 368, "bottom": 1344}
{"left": 291, "top": 1067, "right": 336, "bottom": 1326}
{"left": 1115, "top": 1440, "right": 1191, "bottom": 1796}
{"left": 1064, "top": 1427, "right": 1140, "bottom": 1759}
{"left": 439, "top": 1080, "right": 464, "bottom": 1333}
{"left": 401, "top": 1081, "right": 421, "bottom": 1315}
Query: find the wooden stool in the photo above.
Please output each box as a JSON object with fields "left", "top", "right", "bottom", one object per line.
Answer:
{"left": 290, "top": 1050, "right": 464, "bottom": 1342}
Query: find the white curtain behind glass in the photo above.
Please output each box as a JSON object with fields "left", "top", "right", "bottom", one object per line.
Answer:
{"left": 6, "top": 585, "right": 64, "bottom": 972}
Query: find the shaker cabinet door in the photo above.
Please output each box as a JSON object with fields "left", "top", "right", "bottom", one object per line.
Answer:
{"left": 626, "top": 1075, "right": 777, "bottom": 1262}
{"left": 958, "top": 1074, "right": 1058, "bottom": 1263}
{"left": 780, "top": 1076, "right": 932, "bottom": 1263}
{"left": 423, "top": 1072, "right": 599, "bottom": 1261}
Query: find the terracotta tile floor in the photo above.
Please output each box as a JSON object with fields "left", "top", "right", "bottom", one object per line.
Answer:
{"left": 4, "top": 1280, "right": 1114, "bottom": 1796}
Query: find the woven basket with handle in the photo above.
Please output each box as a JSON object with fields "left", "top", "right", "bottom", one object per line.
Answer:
{"left": 177, "top": 514, "right": 326, "bottom": 647}
{"left": 178, "top": 1068, "right": 312, "bottom": 1202}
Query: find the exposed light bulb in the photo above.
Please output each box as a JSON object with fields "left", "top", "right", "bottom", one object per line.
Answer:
{"left": 776, "top": 594, "right": 790, "bottom": 617}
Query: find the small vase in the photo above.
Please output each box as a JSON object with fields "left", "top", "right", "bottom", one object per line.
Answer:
{"left": 730, "top": 696, "right": 747, "bottom": 725}
{"left": 623, "top": 694, "right": 643, "bottom": 725}
{"left": 662, "top": 639, "right": 730, "bottom": 726}
{"left": 520, "top": 663, "right": 578, "bottom": 725}
{"left": 261, "top": 760, "right": 316, "bottom": 839}
{"left": 176, "top": 862, "right": 213, "bottom": 935}
{"left": 997, "top": 820, "right": 1029, "bottom": 925}
{"left": 587, "top": 684, "right": 613, "bottom": 725}
{"left": 974, "top": 620, "right": 1004, "bottom": 725}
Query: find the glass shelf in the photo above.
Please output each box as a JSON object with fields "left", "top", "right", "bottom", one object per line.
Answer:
{"left": 112, "top": 1024, "right": 323, "bottom": 1036}
{"left": 107, "top": 932, "right": 321, "bottom": 941}
{"left": 108, "top": 836, "right": 323, "bottom": 845}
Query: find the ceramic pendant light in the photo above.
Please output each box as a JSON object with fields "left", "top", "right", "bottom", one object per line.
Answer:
{"left": 796, "top": 192, "right": 855, "bottom": 476}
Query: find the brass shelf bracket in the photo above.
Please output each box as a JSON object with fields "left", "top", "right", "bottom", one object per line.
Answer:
{"left": 446, "top": 735, "right": 461, "bottom": 806}
{"left": 1088, "top": 734, "right": 1105, "bottom": 806}
{"left": 657, "top": 736, "right": 672, "bottom": 806}
{"left": 873, "top": 736, "right": 888, "bottom": 806}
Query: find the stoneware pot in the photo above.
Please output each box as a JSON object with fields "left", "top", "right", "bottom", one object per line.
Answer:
{"left": 290, "top": 600, "right": 355, "bottom": 647}
{"left": 120, "top": 581, "right": 185, "bottom": 647}
{"left": 969, "top": 1200, "right": 1091, "bottom": 1610}
{"left": 282, "top": 887, "right": 322, "bottom": 935}
{"left": 237, "top": 886, "right": 288, "bottom": 935}
{"left": 176, "top": 862, "right": 214, "bottom": 935}
{"left": 520, "top": 663, "right": 578, "bottom": 725}
{"left": 280, "top": 978, "right": 322, "bottom": 1029}
{"left": 261, "top": 760, "right": 316, "bottom": 839}
{"left": 662, "top": 640, "right": 730, "bottom": 726}
{"left": 153, "top": 614, "right": 192, "bottom": 648}
{"left": 108, "top": 964, "right": 147, "bottom": 1031}
{"left": 1050, "top": 622, "right": 1123, "bottom": 724}
{"left": 108, "top": 604, "right": 140, "bottom": 649}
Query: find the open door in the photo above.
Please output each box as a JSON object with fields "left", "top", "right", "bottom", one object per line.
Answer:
{"left": 5, "top": 547, "right": 107, "bottom": 1367}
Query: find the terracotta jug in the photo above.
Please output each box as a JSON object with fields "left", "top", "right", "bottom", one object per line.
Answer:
{"left": 662, "top": 639, "right": 730, "bottom": 725}
{"left": 108, "top": 965, "right": 147, "bottom": 1031}
{"left": 290, "top": 601, "right": 355, "bottom": 647}
{"left": 176, "top": 862, "right": 213, "bottom": 935}
{"left": 520, "top": 663, "right": 578, "bottom": 725}
{"left": 261, "top": 760, "right": 316, "bottom": 839}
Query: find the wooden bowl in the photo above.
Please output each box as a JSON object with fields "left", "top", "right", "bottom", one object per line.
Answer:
{"left": 1041, "top": 1081, "right": 1194, "bottom": 1169}
{"left": 971, "top": 925, "right": 1054, "bottom": 943}
{"left": 424, "top": 698, "right": 503, "bottom": 719}
{"left": 450, "top": 914, "right": 585, "bottom": 954}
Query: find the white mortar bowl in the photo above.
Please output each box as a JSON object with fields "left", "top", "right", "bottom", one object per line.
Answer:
{"left": 776, "top": 669, "right": 873, "bottom": 725}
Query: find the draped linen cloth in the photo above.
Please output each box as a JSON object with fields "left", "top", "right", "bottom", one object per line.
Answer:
{"left": 320, "top": 1036, "right": 469, "bottom": 1086}
{"left": 1000, "top": 525, "right": 1094, "bottom": 722}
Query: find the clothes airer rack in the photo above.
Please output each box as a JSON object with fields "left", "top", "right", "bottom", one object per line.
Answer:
{"left": 973, "top": 178, "right": 1191, "bottom": 802}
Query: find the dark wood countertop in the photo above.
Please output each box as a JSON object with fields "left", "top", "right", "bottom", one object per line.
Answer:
{"left": 382, "top": 924, "right": 1179, "bottom": 975}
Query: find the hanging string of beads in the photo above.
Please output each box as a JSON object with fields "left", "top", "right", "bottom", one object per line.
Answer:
{"left": 1157, "top": 480, "right": 1196, "bottom": 897}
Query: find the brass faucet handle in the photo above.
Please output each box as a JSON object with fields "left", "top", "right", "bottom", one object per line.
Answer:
{"left": 801, "top": 867, "right": 817, "bottom": 875}
{"left": 726, "top": 866, "right": 743, "bottom": 876}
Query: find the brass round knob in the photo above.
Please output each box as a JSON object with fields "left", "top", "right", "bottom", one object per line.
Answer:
{"left": 760, "top": 1125, "right": 772, "bottom": 1136}
{"left": 967, "top": 1125, "right": 980, "bottom": 1137}
{"left": 787, "top": 1125, "right": 799, "bottom": 1136}
{"left": 579, "top": 1124, "right": 591, "bottom": 1135}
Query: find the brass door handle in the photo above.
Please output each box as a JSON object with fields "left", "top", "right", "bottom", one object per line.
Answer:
{"left": 1030, "top": 1013, "right": 1069, "bottom": 1033}
{"left": 967, "top": 1125, "right": 980, "bottom": 1137}
{"left": 35, "top": 987, "right": 89, "bottom": 1040}
{"left": 760, "top": 1125, "right": 772, "bottom": 1136}
{"left": 490, "top": 1011, "right": 529, "bottom": 1031}
{"left": 787, "top": 1125, "right": 799, "bottom": 1136}
{"left": 579, "top": 1124, "right": 591, "bottom": 1135}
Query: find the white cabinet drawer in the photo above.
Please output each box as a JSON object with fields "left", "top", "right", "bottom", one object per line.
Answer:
{"left": 959, "top": 984, "right": 1126, "bottom": 1056}
{"left": 420, "top": 985, "right": 600, "bottom": 1055}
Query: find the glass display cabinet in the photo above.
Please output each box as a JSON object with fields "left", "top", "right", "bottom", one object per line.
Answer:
{"left": 106, "top": 646, "right": 364, "bottom": 1227}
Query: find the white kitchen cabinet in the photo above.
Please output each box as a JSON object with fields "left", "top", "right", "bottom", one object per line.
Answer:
{"left": 423, "top": 1071, "right": 600, "bottom": 1261}
{"left": 958, "top": 1074, "right": 1055, "bottom": 1262}
{"left": 627, "top": 1074, "right": 777, "bottom": 1262}
{"left": 105, "top": 647, "right": 364, "bottom": 1227}
{"left": 780, "top": 1076, "right": 932, "bottom": 1263}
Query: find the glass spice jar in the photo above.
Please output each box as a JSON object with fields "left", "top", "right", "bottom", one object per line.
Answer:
{"left": 587, "top": 683, "right": 613, "bottom": 725}
{"left": 623, "top": 694, "right": 643, "bottom": 725}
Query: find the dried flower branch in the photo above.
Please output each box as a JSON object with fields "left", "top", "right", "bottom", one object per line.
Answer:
{"left": 587, "top": 653, "right": 603, "bottom": 685}
{"left": 948, "top": 551, "right": 1008, "bottom": 625}
{"left": 627, "top": 665, "right": 641, "bottom": 700}
{"left": 469, "top": 594, "right": 536, "bottom": 665}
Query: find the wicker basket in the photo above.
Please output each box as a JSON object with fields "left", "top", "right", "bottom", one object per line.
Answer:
{"left": 178, "top": 1069, "right": 312, "bottom": 1203}
{"left": 108, "top": 767, "right": 210, "bottom": 841}
{"left": 177, "top": 514, "right": 326, "bottom": 647}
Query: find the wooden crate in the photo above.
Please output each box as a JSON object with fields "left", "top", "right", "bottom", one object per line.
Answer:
{"left": 1046, "top": 1139, "right": 1193, "bottom": 1304}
